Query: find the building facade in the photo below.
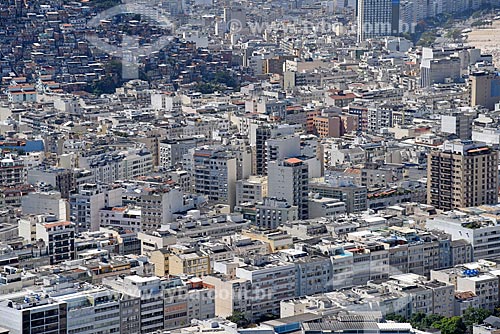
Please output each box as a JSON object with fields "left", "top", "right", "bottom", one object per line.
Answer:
{"left": 427, "top": 140, "right": 498, "bottom": 211}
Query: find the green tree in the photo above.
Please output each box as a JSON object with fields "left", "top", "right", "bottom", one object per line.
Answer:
{"left": 463, "top": 307, "right": 491, "bottom": 332}
{"left": 227, "top": 311, "right": 250, "bottom": 327}
{"left": 89, "top": 75, "right": 118, "bottom": 95}
{"left": 432, "top": 316, "right": 466, "bottom": 334}
{"left": 417, "top": 31, "right": 438, "bottom": 47}
{"left": 213, "top": 71, "right": 238, "bottom": 89}
{"left": 421, "top": 314, "right": 445, "bottom": 329}
{"left": 195, "top": 83, "right": 218, "bottom": 94}
{"left": 445, "top": 28, "right": 462, "bottom": 41}
{"left": 201, "top": 71, "right": 240, "bottom": 91}
{"left": 409, "top": 312, "right": 426, "bottom": 329}
{"left": 408, "top": 313, "right": 445, "bottom": 331}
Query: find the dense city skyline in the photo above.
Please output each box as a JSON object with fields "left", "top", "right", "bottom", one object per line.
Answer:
{"left": 0, "top": 0, "right": 500, "bottom": 333}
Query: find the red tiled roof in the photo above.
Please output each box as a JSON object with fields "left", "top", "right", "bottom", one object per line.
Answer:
{"left": 285, "top": 157, "right": 302, "bottom": 164}
{"left": 43, "top": 221, "right": 72, "bottom": 229}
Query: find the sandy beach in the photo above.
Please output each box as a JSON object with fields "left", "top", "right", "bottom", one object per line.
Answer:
{"left": 466, "top": 20, "right": 500, "bottom": 67}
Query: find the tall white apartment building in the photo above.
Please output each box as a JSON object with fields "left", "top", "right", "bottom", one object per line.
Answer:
{"left": 21, "top": 191, "right": 69, "bottom": 221}
{"left": 236, "top": 175, "right": 268, "bottom": 205}
{"left": 54, "top": 288, "right": 121, "bottom": 334}
{"left": 19, "top": 215, "right": 76, "bottom": 265}
{"left": 159, "top": 138, "right": 198, "bottom": 169}
{"left": 192, "top": 147, "right": 237, "bottom": 209}
{"left": 457, "top": 273, "right": 499, "bottom": 312}
{"left": 235, "top": 259, "right": 296, "bottom": 321}
{"left": 268, "top": 158, "right": 309, "bottom": 219}
{"left": 266, "top": 135, "right": 301, "bottom": 169}
{"left": 357, "top": 0, "right": 397, "bottom": 42}
{"left": 70, "top": 183, "right": 123, "bottom": 232}
{"left": 36, "top": 219, "right": 76, "bottom": 265}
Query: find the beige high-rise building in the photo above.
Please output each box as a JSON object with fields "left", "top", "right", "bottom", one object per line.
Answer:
{"left": 427, "top": 140, "right": 499, "bottom": 211}
{"left": 470, "top": 71, "right": 500, "bottom": 110}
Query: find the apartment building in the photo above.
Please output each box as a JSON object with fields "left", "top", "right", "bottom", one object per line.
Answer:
{"left": 168, "top": 214, "right": 251, "bottom": 240}
{"left": 357, "top": 0, "right": 398, "bottom": 42}
{"left": 282, "top": 274, "right": 454, "bottom": 320}
{"left": 309, "top": 181, "right": 367, "bottom": 213}
{"left": 255, "top": 197, "right": 299, "bottom": 229}
{"left": 151, "top": 92, "right": 182, "bottom": 113}
{"left": 21, "top": 191, "right": 68, "bottom": 221}
{"left": 470, "top": 71, "right": 500, "bottom": 110}
{"left": 451, "top": 240, "right": 474, "bottom": 266}
{"left": 235, "top": 257, "right": 296, "bottom": 321}
{"left": 441, "top": 110, "right": 476, "bottom": 140}
{"left": 313, "top": 114, "right": 358, "bottom": 138}
{"left": 199, "top": 242, "right": 233, "bottom": 265}
{"left": 278, "top": 249, "right": 333, "bottom": 297}
{"left": 346, "top": 242, "right": 390, "bottom": 286}
{"left": 427, "top": 212, "right": 500, "bottom": 260}
{"left": 0, "top": 294, "right": 67, "bottom": 334}
{"left": 317, "top": 244, "right": 354, "bottom": 289}
{"left": 432, "top": 262, "right": 498, "bottom": 309}
{"left": 105, "top": 275, "right": 189, "bottom": 333}
{"left": 80, "top": 150, "right": 153, "bottom": 185}
{"left": 54, "top": 288, "right": 121, "bottom": 334}
{"left": 235, "top": 175, "right": 268, "bottom": 205}
{"left": 367, "top": 105, "right": 394, "bottom": 133}
{"left": 242, "top": 229, "right": 293, "bottom": 253}
{"left": 138, "top": 229, "right": 177, "bottom": 256}
{"left": 0, "top": 154, "right": 27, "bottom": 187}
{"left": 119, "top": 293, "right": 142, "bottom": 334}
{"left": 70, "top": 183, "right": 123, "bottom": 232}
{"left": 134, "top": 187, "right": 186, "bottom": 230}
{"left": 167, "top": 170, "right": 191, "bottom": 193}
{"left": 308, "top": 196, "right": 346, "bottom": 218}
{"left": 169, "top": 245, "right": 211, "bottom": 277}
{"left": 35, "top": 220, "right": 76, "bottom": 265}
{"left": 377, "top": 273, "right": 455, "bottom": 318}
{"left": 266, "top": 135, "right": 301, "bottom": 169}
{"left": 159, "top": 138, "right": 198, "bottom": 169}
{"left": 427, "top": 140, "right": 499, "bottom": 211}
{"left": 18, "top": 215, "right": 76, "bottom": 265}
{"left": 254, "top": 124, "right": 299, "bottom": 175}
{"left": 268, "top": 158, "right": 309, "bottom": 219}
{"left": 185, "top": 280, "right": 216, "bottom": 322}
{"left": 203, "top": 274, "right": 253, "bottom": 320}
{"left": 420, "top": 57, "right": 461, "bottom": 87}
{"left": 163, "top": 278, "right": 190, "bottom": 329}
{"left": 457, "top": 273, "right": 499, "bottom": 312}
{"left": 27, "top": 167, "right": 86, "bottom": 199}
{"left": 192, "top": 147, "right": 237, "bottom": 210}
{"left": 99, "top": 206, "right": 142, "bottom": 232}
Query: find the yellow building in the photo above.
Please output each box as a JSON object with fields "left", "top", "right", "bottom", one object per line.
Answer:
{"left": 151, "top": 248, "right": 170, "bottom": 277}
{"left": 150, "top": 247, "right": 210, "bottom": 277}
{"left": 241, "top": 229, "right": 293, "bottom": 252}
{"left": 169, "top": 252, "right": 210, "bottom": 277}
